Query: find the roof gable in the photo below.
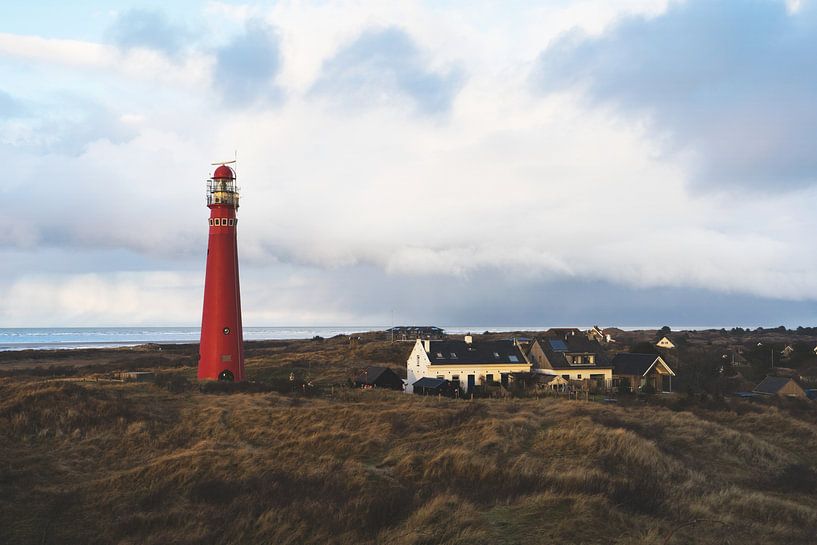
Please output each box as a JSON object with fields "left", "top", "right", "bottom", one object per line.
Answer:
{"left": 612, "top": 353, "right": 674, "bottom": 376}
{"left": 533, "top": 336, "right": 612, "bottom": 369}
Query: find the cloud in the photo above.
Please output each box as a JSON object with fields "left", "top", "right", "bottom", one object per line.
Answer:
{"left": 0, "top": 97, "right": 138, "bottom": 156}
{"left": 531, "top": 0, "right": 817, "bottom": 190}
{"left": 0, "top": 32, "right": 211, "bottom": 90}
{"left": 0, "top": 89, "right": 23, "bottom": 118}
{"left": 5, "top": 263, "right": 817, "bottom": 328}
{"left": 214, "top": 19, "right": 282, "bottom": 105}
{"left": 311, "top": 27, "right": 465, "bottom": 115}
{"left": 108, "top": 9, "right": 189, "bottom": 57}
{"left": 5, "top": 1, "right": 817, "bottom": 328}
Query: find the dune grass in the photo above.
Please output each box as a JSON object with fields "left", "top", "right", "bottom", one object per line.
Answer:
{"left": 1, "top": 339, "right": 817, "bottom": 544}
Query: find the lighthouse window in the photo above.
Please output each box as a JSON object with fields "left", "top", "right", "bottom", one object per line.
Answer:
{"left": 214, "top": 218, "right": 221, "bottom": 226}
{"left": 208, "top": 219, "right": 213, "bottom": 226}
{"left": 228, "top": 219, "right": 234, "bottom": 226}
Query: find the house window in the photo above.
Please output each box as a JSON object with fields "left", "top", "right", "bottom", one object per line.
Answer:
{"left": 436, "top": 352, "right": 444, "bottom": 358}
{"left": 452, "top": 374, "right": 460, "bottom": 381}
{"left": 562, "top": 375, "right": 570, "bottom": 380}
{"left": 486, "top": 374, "right": 494, "bottom": 383}
{"left": 450, "top": 353, "right": 457, "bottom": 359}
{"left": 577, "top": 374, "right": 582, "bottom": 379}
{"left": 508, "top": 355, "right": 519, "bottom": 362}
{"left": 436, "top": 375, "right": 444, "bottom": 380}
{"left": 493, "top": 352, "right": 500, "bottom": 359}
{"left": 589, "top": 355, "right": 595, "bottom": 364}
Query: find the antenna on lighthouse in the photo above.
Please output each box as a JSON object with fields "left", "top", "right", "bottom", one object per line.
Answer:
{"left": 210, "top": 150, "right": 238, "bottom": 167}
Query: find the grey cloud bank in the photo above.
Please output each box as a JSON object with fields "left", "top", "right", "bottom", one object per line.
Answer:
{"left": 108, "top": 9, "right": 190, "bottom": 57}
{"left": 214, "top": 20, "right": 282, "bottom": 105}
{"left": 532, "top": 0, "right": 817, "bottom": 190}
{"left": 311, "top": 27, "right": 465, "bottom": 115}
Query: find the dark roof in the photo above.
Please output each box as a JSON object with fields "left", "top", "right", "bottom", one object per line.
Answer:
{"left": 425, "top": 339, "right": 527, "bottom": 365}
{"left": 355, "top": 366, "right": 388, "bottom": 383}
{"left": 546, "top": 328, "right": 582, "bottom": 338}
{"left": 354, "top": 366, "right": 401, "bottom": 386}
{"left": 753, "top": 376, "right": 797, "bottom": 395}
{"left": 548, "top": 339, "right": 569, "bottom": 352}
{"left": 412, "top": 377, "right": 448, "bottom": 388}
{"left": 536, "top": 335, "right": 612, "bottom": 369}
{"left": 611, "top": 353, "right": 660, "bottom": 376}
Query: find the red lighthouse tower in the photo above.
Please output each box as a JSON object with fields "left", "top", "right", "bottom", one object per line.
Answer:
{"left": 198, "top": 163, "right": 245, "bottom": 382}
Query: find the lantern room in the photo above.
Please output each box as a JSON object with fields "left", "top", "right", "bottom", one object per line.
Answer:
{"left": 207, "top": 164, "right": 240, "bottom": 208}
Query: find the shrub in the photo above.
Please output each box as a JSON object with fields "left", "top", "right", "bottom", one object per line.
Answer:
{"left": 154, "top": 374, "right": 191, "bottom": 393}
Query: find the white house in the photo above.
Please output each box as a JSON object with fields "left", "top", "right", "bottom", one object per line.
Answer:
{"left": 406, "top": 335, "right": 531, "bottom": 394}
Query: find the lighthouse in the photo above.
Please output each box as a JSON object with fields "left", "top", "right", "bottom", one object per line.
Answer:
{"left": 198, "top": 163, "right": 245, "bottom": 382}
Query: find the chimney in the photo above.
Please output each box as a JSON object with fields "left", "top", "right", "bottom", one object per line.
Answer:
{"left": 464, "top": 334, "right": 473, "bottom": 345}
{"left": 424, "top": 338, "right": 431, "bottom": 352}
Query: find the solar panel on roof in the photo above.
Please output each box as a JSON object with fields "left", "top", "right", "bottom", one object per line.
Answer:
{"left": 548, "top": 339, "right": 568, "bottom": 351}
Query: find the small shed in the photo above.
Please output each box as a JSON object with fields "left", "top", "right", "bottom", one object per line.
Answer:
{"left": 752, "top": 376, "right": 807, "bottom": 399}
{"left": 354, "top": 366, "right": 404, "bottom": 390}
{"left": 412, "top": 377, "right": 455, "bottom": 396}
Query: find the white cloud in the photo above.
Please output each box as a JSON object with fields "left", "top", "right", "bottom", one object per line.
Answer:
{"left": 2, "top": 0, "right": 816, "bottom": 327}
{"left": 0, "top": 32, "right": 211, "bottom": 90}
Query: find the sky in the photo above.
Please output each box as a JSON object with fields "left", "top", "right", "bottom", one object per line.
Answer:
{"left": 2, "top": 0, "right": 817, "bottom": 328}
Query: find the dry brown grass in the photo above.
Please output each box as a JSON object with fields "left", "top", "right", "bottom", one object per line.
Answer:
{"left": 1, "top": 340, "right": 817, "bottom": 544}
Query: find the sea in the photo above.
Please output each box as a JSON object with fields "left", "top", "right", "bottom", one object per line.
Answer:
{"left": 0, "top": 326, "right": 553, "bottom": 351}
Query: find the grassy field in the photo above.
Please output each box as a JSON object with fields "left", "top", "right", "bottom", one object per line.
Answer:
{"left": 2, "top": 336, "right": 817, "bottom": 544}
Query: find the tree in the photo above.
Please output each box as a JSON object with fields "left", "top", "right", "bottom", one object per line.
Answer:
{"left": 631, "top": 341, "right": 661, "bottom": 355}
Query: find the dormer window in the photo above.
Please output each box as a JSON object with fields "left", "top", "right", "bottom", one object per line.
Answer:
{"left": 493, "top": 352, "right": 500, "bottom": 359}
{"left": 450, "top": 353, "right": 458, "bottom": 359}
{"left": 436, "top": 352, "right": 444, "bottom": 359}
{"left": 508, "top": 355, "right": 519, "bottom": 362}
